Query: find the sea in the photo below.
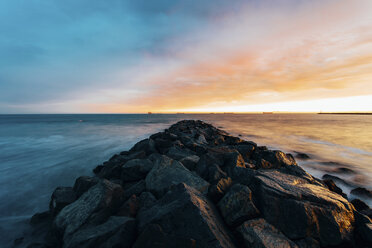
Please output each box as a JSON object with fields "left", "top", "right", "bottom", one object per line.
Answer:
{"left": 1, "top": 114, "right": 372, "bottom": 247}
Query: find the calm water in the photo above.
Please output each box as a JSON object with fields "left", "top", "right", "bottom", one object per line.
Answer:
{"left": 1, "top": 114, "right": 372, "bottom": 246}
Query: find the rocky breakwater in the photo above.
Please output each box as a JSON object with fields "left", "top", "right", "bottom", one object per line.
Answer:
{"left": 15, "top": 120, "right": 372, "bottom": 248}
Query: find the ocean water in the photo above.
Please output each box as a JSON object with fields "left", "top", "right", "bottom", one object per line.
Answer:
{"left": 1, "top": 114, "right": 372, "bottom": 246}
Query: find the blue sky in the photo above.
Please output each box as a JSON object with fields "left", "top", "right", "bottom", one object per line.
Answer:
{"left": 1, "top": 0, "right": 371, "bottom": 113}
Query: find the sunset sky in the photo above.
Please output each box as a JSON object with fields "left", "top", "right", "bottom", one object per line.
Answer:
{"left": 0, "top": 0, "right": 371, "bottom": 113}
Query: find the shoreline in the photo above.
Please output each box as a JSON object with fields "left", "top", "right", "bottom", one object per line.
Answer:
{"left": 14, "top": 120, "right": 372, "bottom": 248}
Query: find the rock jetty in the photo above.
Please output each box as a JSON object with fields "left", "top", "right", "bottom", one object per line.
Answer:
{"left": 15, "top": 120, "right": 372, "bottom": 248}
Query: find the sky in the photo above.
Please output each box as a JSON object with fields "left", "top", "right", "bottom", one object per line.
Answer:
{"left": 0, "top": 0, "right": 371, "bottom": 113}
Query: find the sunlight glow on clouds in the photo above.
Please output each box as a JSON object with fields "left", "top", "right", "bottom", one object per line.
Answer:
{"left": 0, "top": 0, "right": 371, "bottom": 113}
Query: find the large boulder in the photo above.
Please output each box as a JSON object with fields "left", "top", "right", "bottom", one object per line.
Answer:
{"left": 166, "top": 146, "right": 196, "bottom": 160}
{"left": 217, "top": 184, "right": 259, "bottom": 226}
{"left": 129, "top": 138, "right": 157, "bottom": 155}
{"left": 121, "top": 159, "right": 153, "bottom": 182}
{"left": 251, "top": 150, "right": 296, "bottom": 169}
{"left": 237, "top": 218, "right": 298, "bottom": 248}
{"left": 50, "top": 187, "right": 77, "bottom": 216}
{"left": 64, "top": 216, "right": 135, "bottom": 248}
{"left": 137, "top": 183, "right": 237, "bottom": 248}
{"left": 252, "top": 170, "right": 355, "bottom": 247}
{"left": 123, "top": 180, "right": 146, "bottom": 200}
{"left": 54, "top": 180, "right": 124, "bottom": 241}
{"left": 73, "top": 176, "right": 99, "bottom": 198}
{"left": 180, "top": 155, "right": 200, "bottom": 171}
{"left": 208, "top": 177, "right": 233, "bottom": 203}
{"left": 145, "top": 155, "right": 209, "bottom": 197}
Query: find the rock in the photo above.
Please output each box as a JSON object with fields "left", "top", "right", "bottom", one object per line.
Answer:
{"left": 130, "top": 138, "right": 157, "bottom": 155}
{"left": 237, "top": 218, "right": 298, "bottom": 248}
{"left": 252, "top": 150, "right": 297, "bottom": 169}
{"left": 179, "top": 155, "right": 200, "bottom": 171}
{"left": 133, "top": 224, "right": 196, "bottom": 248}
{"left": 322, "top": 178, "right": 347, "bottom": 198}
{"left": 231, "top": 143, "right": 256, "bottom": 160}
{"left": 166, "top": 146, "right": 196, "bottom": 160}
{"left": 73, "top": 176, "right": 99, "bottom": 198}
{"left": 54, "top": 180, "right": 124, "bottom": 240}
{"left": 116, "top": 195, "right": 140, "bottom": 217}
{"left": 154, "top": 138, "right": 173, "bottom": 153}
{"left": 351, "top": 187, "right": 372, "bottom": 198}
{"left": 252, "top": 170, "right": 355, "bottom": 247}
{"left": 145, "top": 155, "right": 209, "bottom": 197}
{"left": 351, "top": 199, "right": 370, "bottom": 211}
{"left": 322, "top": 174, "right": 353, "bottom": 187}
{"left": 49, "top": 187, "right": 77, "bottom": 216}
{"left": 223, "top": 151, "right": 246, "bottom": 177}
{"left": 354, "top": 211, "right": 372, "bottom": 246}
{"left": 65, "top": 216, "right": 135, "bottom": 248}
{"left": 121, "top": 159, "right": 153, "bottom": 182}
{"left": 295, "top": 237, "right": 320, "bottom": 248}
{"left": 333, "top": 167, "right": 356, "bottom": 174}
{"left": 30, "top": 211, "right": 50, "bottom": 226}
{"left": 208, "top": 177, "right": 233, "bottom": 203}
{"left": 123, "top": 180, "right": 146, "bottom": 200}
{"left": 293, "top": 151, "right": 311, "bottom": 160}
{"left": 137, "top": 183, "right": 237, "bottom": 248}
{"left": 217, "top": 184, "right": 259, "bottom": 226}
{"left": 138, "top": 191, "right": 157, "bottom": 210}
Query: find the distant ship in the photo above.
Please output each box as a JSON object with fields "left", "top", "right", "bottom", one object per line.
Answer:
{"left": 262, "top": 112, "right": 273, "bottom": 114}
{"left": 148, "top": 112, "right": 152, "bottom": 114}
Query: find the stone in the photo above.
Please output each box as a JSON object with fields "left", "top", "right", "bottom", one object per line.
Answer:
{"left": 322, "top": 178, "right": 347, "bottom": 198}
{"left": 351, "top": 198, "right": 369, "bottom": 211}
{"left": 351, "top": 187, "right": 372, "bottom": 198}
{"left": 54, "top": 180, "right": 124, "bottom": 240}
{"left": 354, "top": 211, "right": 372, "bottom": 246}
{"left": 130, "top": 138, "right": 157, "bottom": 155}
{"left": 133, "top": 224, "right": 196, "bottom": 248}
{"left": 123, "top": 180, "right": 146, "bottom": 200}
{"left": 64, "top": 216, "right": 135, "bottom": 248}
{"left": 208, "top": 177, "right": 233, "bottom": 203}
{"left": 138, "top": 191, "right": 157, "bottom": 210}
{"left": 179, "top": 155, "right": 200, "bottom": 171}
{"left": 252, "top": 170, "right": 355, "bottom": 247}
{"left": 237, "top": 218, "right": 298, "bottom": 248}
{"left": 252, "top": 150, "right": 297, "bottom": 169}
{"left": 137, "top": 183, "right": 237, "bottom": 248}
{"left": 121, "top": 159, "right": 153, "bottom": 182}
{"left": 49, "top": 187, "right": 77, "bottom": 216}
{"left": 30, "top": 211, "right": 50, "bottom": 226}
{"left": 217, "top": 184, "right": 259, "bottom": 226}
{"left": 145, "top": 155, "right": 209, "bottom": 197}
{"left": 116, "top": 195, "right": 139, "bottom": 217}
{"left": 73, "top": 176, "right": 99, "bottom": 198}
{"left": 166, "top": 146, "right": 195, "bottom": 160}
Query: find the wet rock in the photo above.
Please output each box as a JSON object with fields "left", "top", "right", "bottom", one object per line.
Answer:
{"left": 253, "top": 170, "right": 355, "bottom": 247}
{"left": 351, "top": 199, "right": 369, "bottom": 211}
{"left": 65, "top": 216, "right": 135, "bottom": 248}
{"left": 138, "top": 191, "right": 157, "bottom": 210}
{"left": 137, "top": 183, "right": 237, "bottom": 248}
{"left": 237, "top": 218, "right": 298, "bottom": 248}
{"left": 294, "top": 237, "right": 320, "bottom": 248}
{"left": 333, "top": 167, "right": 356, "bottom": 174}
{"left": 232, "top": 143, "right": 256, "bottom": 160}
{"left": 121, "top": 159, "right": 153, "bottom": 182}
{"left": 49, "top": 187, "right": 77, "bottom": 216}
{"left": 217, "top": 184, "right": 259, "bottom": 226}
{"left": 223, "top": 151, "right": 246, "bottom": 177}
{"left": 293, "top": 151, "right": 311, "bottom": 160}
{"left": 252, "top": 150, "right": 298, "bottom": 172}
{"left": 73, "top": 176, "right": 99, "bottom": 198}
{"left": 30, "top": 211, "right": 51, "bottom": 226}
{"left": 354, "top": 211, "right": 372, "bottom": 246}
{"left": 129, "top": 138, "right": 157, "bottom": 155}
{"left": 351, "top": 187, "right": 372, "bottom": 198}
{"left": 322, "top": 174, "right": 353, "bottom": 187}
{"left": 322, "top": 178, "right": 347, "bottom": 198}
{"left": 123, "top": 180, "right": 145, "bottom": 200}
{"left": 54, "top": 180, "right": 124, "bottom": 240}
{"left": 133, "top": 224, "right": 196, "bottom": 248}
{"left": 145, "top": 155, "right": 209, "bottom": 197}
{"left": 179, "top": 155, "right": 200, "bottom": 171}
{"left": 208, "top": 177, "right": 233, "bottom": 203}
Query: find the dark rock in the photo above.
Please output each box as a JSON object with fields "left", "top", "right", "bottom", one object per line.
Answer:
{"left": 351, "top": 187, "right": 372, "bottom": 198}
{"left": 49, "top": 187, "right": 77, "bottom": 216}
{"left": 30, "top": 211, "right": 50, "bottom": 226}
{"left": 121, "top": 159, "right": 153, "bottom": 182}
{"left": 123, "top": 180, "right": 146, "bottom": 200}
{"left": 322, "top": 178, "right": 347, "bottom": 198}
{"left": 351, "top": 199, "right": 370, "bottom": 211}
{"left": 236, "top": 218, "right": 298, "bottom": 248}
{"left": 64, "top": 216, "right": 135, "bottom": 248}
{"left": 92, "top": 165, "right": 104, "bottom": 174}
{"left": 179, "top": 155, "right": 200, "bottom": 171}
{"left": 253, "top": 170, "right": 355, "bottom": 247}
{"left": 205, "top": 164, "right": 228, "bottom": 184}
{"left": 116, "top": 195, "right": 139, "bottom": 217}
{"left": 295, "top": 237, "right": 320, "bottom": 248}
{"left": 223, "top": 151, "right": 246, "bottom": 177}
{"left": 354, "top": 211, "right": 372, "bottom": 246}
{"left": 251, "top": 150, "right": 297, "bottom": 169}
{"left": 133, "top": 224, "right": 196, "bottom": 248}
{"left": 294, "top": 151, "right": 311, "bottom": 160}
{"left": 208, "top": 177, "right": 233, "bottom": 203}
{"left": 138, "top": 191, "right": 157, "bottom": 210}
{"left": 73, "top": 176, "right": 99, "bottom": 198}
{"left": 217, "top": 184, "right": 259, "bottom": 226}
{"left": 166, "top": 146, "right": 195, "bottom": 160}
{"left": 322, "top": 174, "right": 353, "bottom": 187}
{"left": 145, "top": 155, "right": 209, "bottom": 197}
{"left": 333, "top": 167, "right": 356, "bottom": 174}
{"left": 154, "top": 138, "right": 173, "bottom": 153}
{"left": 137, "top": 183, "right": 237, "bottom": 248}
{"left": 130, "top": 138, "right": 157, "bottom": 155}
{"left": 54, "top": 180, "right": 124, "bottom": 240}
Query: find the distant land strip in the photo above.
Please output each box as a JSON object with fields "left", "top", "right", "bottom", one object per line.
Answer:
{"left": 318, "top": 113, "right": 372, "bottom": 115}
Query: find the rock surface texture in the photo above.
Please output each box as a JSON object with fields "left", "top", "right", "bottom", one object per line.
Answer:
{"left": 15, "top": 120, "right": 372, "bottom": 248}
